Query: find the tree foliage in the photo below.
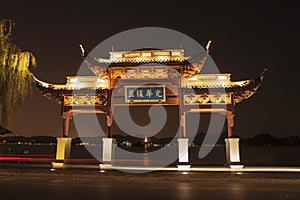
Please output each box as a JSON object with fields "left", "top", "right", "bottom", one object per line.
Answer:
{"left": 0, "top": 19, "right": 37, "bottom": 126}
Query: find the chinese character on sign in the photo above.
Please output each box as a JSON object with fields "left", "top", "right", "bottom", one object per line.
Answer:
{"left": 146, "top": 89, "right": 153, "bottom": 98}
{"left": 128, "top": 90, "right": 135, "bottom": 98}
{"left": 155, "top": 89, "right": 162, "bottom": 97}
{"left": 136, "top": 90, "right": 144, "bottom": 98}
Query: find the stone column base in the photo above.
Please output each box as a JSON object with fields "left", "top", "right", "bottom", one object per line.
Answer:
{"left": 225, "top": 138, "right": 243, "bottom": 167}
{"left": 52, "top": 137, "right": 72, "bottom": 169}
{"left": 178, "top": 138, "right": 189, "bottom": 164}
{"left": 177, "top": 164, "right": 191, "bottom": 171}
{"left": 102, "top": 138, "right": 116, "bottom": 164}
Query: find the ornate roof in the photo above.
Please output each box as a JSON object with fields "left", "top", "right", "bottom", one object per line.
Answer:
{"left": 81, "top": 48, "right": 208, "bottom": 77}
{"left": 86, "top": 49, "right": 188, "bottom": 64}
{"left": 184, "top": 72, "right": 264, "bottom": 103}
{"left": 33, "top": 45, "right": 265, "bottom": 105}
{"left": 32, "top": 75, "right": 108, "bottom": 103}
{"left": 33, "top": 70, "right": 265, "bottom": 104}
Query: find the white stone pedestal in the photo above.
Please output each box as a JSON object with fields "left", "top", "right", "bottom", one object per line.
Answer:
{"left": 177, "top": 138, "right": 191, "bottom": 171}
{"left": 52, "top": 137, "right": 72, "bottom": 169}
{"left": 177, "top": 138, "right": 190, "bottom": 171}
{"left": 225, "top": 138, "right": 243, "bottom": 169}
{"left": 178, "top": 138, "right": 189, "bottom": 163}
{"left": 102, "top": 138, "right": 115, "bottom": 164}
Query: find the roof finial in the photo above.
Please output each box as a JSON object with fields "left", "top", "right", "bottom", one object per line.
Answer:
{"left": 261, "top": 67, "right": 268, "bottom": 76}
{"left": 79, "top": 44, "right": 86, "bottom": 57}
{"left": 196, "top": 40, "right": 212, "bottom": 74}
{"left": 112, "top": 46, "right": 114, "bottom": 52}
{"left": 206, "top": 40, "right": 212, "bottom": 52}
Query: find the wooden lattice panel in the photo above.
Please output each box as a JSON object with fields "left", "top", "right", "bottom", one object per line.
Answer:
{"left": 184, "top": 93, "right": 231, "bottom": 104}
{"left": 63, "top": 95, "right": 104, "bottom": 106}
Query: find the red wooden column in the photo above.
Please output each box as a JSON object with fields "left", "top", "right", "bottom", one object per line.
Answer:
{"left": 106, "top": 89, "right": 113, "bottom": 138}
{"left": 180, "top": 112, "right": 186, "bottom": 138}
{"left": 226, "top": 110, "right": 234, "bottom": 138}
{"left": 106, "top": 113, "right": 113, "bottom": 138}
{"left": 63, "top": 111, "right": 72, "bottom": 137}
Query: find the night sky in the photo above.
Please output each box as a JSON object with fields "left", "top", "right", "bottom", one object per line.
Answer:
{"left": 1, "top": 1, "right": 299, "bottom": 138}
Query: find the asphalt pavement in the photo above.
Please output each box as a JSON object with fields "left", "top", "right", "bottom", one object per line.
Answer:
{"left": 0, "top": 167, "right": 300, "bottom": 200}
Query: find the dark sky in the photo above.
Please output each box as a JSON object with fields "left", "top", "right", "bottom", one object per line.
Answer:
{"left": 1, "top": 0, "right": 299, "bottom": 138}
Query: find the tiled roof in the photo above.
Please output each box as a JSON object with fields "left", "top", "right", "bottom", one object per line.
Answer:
{"left": 34, "top": 72, "right": 263, "bottom": 104}
{"left": 84, "top": 55, "right": 192, "bottom": 67}
{"left": 186, "top": 74, "right": 264, "bottom": 103}
{"left": 35, "top": 81, "right": 107, "bottom": 103}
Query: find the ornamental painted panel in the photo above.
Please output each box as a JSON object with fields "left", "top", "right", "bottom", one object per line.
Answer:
{"left": 64, "top": 95, "right": 104, "bottom": 106}
{"left": 184, "top": 93, "right": 231, "bottom": 104}
{"left": 111, "top": 68, "right": 169, "bottom": 79}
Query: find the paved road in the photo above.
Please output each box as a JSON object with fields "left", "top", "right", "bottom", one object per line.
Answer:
{"left": 0, "top": 167, "right": 300, "bottom": 200}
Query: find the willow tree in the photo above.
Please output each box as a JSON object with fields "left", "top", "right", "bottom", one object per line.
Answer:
{"left": 0, "top": 19, "right": 37, "bottom": 126}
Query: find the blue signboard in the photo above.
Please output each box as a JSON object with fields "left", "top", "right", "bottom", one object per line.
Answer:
{"left": 125, "top": 85, "right": 166, "bottom": 102}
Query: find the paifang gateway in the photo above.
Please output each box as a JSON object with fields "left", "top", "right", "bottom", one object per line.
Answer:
{"left": 32, "top": 44, "right": 266, "bottom": 168}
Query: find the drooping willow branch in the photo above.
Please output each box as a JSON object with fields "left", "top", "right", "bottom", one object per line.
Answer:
{"left": 0, "top": 19, "right": 37, "bottom": 126}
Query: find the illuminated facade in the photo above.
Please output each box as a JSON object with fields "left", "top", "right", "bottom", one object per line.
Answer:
{"left": 33, "top": 46, "right": 265, "bottom": 168}
{"left": 34, "top": 48, "right": 264, "bottom": 136}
